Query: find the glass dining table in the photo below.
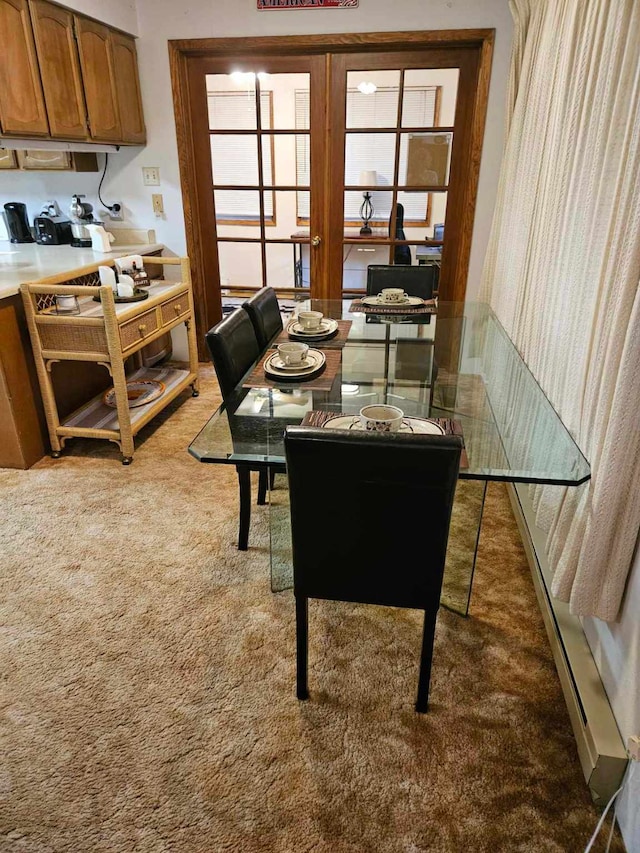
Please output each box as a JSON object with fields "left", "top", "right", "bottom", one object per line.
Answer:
{"left": 189, "top": 300, "right": 590, "bottom": 616}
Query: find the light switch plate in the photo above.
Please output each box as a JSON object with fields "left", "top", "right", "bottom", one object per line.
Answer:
{"left": 143, "top": 167, "right": 160, "bottom": 186}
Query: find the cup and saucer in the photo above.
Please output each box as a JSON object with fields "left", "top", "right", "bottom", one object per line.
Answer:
{"left": 288, "top": 310, "right": 338, "bottom": 340}
{"left": 361, "top": 288, "right": 424, "bottom": 308}
{"left": 264, "top": 341, "right": 326, "bottom": 379}
{"left": 323, "top": 404, "right": 445, "bottom": 435}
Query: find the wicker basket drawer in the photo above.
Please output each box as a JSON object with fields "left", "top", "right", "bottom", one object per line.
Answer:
{"left": 161, "top": 292, "right": 189, "bottom": 326}
{"left": 39, "top": 324, "right": 108, "bottom": 354}
{"left": 119, "top": 308, "right": 159, "bottom": 350}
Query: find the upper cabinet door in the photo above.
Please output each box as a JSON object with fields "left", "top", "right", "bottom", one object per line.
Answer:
{"left": 110, "top": 31, "right": 146, "bottom": 144}
{"left": 29, "top": 0, "right": 87, "bottom": 139}
{"left": 74, "top": 16, "right": 121, "bottom": 142}
{"left": 0, "top": 0, "right": 49, "bottom": 135}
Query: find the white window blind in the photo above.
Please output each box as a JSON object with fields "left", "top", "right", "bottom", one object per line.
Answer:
{"left": 295, "top": 87, "right": 438, "bottom": 222}
{"left": 208, "top": 91, "right": 273, "bottom": 220}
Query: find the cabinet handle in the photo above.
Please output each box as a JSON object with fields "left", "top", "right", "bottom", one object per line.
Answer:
{"left": 138, "top": 324, "right": 147, "bottom": 334}
{"left": 174, "top": 304, "right": 182, "bottom": 312}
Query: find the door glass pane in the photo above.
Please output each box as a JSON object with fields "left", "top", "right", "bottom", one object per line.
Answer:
{"left": 210, "top": 135, "right": 259, "bottom": 186}
{"left": 262, "top": 134, "right": 309, "bottom": 188}
{"left": 264, "top": 191, "right": 307, "bottom": 237}
{"left": 217, "top": 241, "right": 262, "bottom": 289}
{"left": 266, "top": 242, "right": 297, "bottom": 289}
{"left": 345, "top": 71, "right": 401, "bottom": 128}
{"left": 402, "top": 68, "right": 459, "bottom": 127}
{"left": 214, "top": 190, "right": 265, "bottom": 227}
{"left": 344, "top": 190, "right": 393, "bottom": 227}
{"left": 400, "top": 132, "right": 452, "bottom": 187}
{"left": 259, "top": 73, "right": 310, "bottom": 130}
{"left": 342, "top": 242, "right": 388, "bottom": 291}
{"left": 344, "top": 133, "right": 395, "bottom": 189}
{"left": 207, "top": 73, "right": 257, "bottom": 130}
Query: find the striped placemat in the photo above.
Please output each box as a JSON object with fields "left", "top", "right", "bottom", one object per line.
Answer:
{"left": 301, "top": 410, "right": 468, "bottom": 468}
{"left": 273, "top": 319, "right": 352, "bottom": 348}
{"left": 349, "top": 299, "right": 437, "bottom": 315}
{"left": 242, "top": 349, "right": 342, "bottom": 392}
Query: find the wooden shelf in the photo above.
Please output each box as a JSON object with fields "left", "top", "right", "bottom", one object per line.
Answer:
{"left": 61, "top": 365, "right": 191, "bottom": 433}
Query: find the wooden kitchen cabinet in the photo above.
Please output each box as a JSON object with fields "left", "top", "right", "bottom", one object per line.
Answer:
{"left": 74, "top": 16, "right": 122, "bottom": 143}
{"left": 29, "top": 0, "right": 87, "bottom": 139}
{"left": 0, "top": 0, "right": 146, "bottom": 146}
{"left": 111, "top": 31, "right": 146, "bottom": 144}
{"left": 0, "top": 0, "right": 49, "bottom": 136}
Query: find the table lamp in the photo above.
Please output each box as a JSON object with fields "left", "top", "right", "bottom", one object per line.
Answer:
{"left": 359, "top": 170, "right": 377, "bottom": 235}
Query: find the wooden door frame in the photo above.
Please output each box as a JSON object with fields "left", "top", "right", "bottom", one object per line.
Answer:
{"left": 169, "top": 29, "right": 494, "bottom": 358}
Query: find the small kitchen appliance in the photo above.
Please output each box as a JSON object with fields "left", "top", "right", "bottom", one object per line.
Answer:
{"left": 4, "top": 202, "right": 34, "bottom": 243}
{"left": 69, "top": 194, "right": 102, "bottom": 247}
{"left": 34, "top": 201, "right": 72, "bottom": 245}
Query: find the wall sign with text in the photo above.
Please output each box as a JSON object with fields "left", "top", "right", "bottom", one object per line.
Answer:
{"left": 258, "top": 0, "right": 357, "bottom": 9}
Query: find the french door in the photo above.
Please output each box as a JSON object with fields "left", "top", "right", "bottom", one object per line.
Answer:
{"left": 171, "top": 31, "right": 493, "bottom": 355}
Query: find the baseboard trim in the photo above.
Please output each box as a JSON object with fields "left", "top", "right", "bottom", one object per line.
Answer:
{"left": 506, "top": 483, "right": 628, "bottom": 806}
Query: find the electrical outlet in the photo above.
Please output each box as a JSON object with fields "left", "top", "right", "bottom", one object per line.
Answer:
{"left": 142, "top": 167, "right": 160, "bottom": 186}
{"left": 152, "top": 194, "right": 164, "bottom": 217}
{"left": 628, "top": 735, "right": 640, "bottom": 761}
{"left": 107, "top": 202, "right": 123, "bottom": 221}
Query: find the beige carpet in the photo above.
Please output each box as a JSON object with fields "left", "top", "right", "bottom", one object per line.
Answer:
{"left": 0, "top": 366, "right": 622, "bottom": 853}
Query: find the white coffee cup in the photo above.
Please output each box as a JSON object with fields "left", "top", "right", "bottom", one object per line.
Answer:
{"left": 277, "top": 342, "right": 309, "bottom": 366}
{"left": 55, "top": 294, "right": 77, "bottom": 312}
{"left": 298, "top": 310, "right": 323, "bottom": 330}
{"left": 381, "top": 288, "right": 408, "bottom": 303}
{"left": 359, "top": 404, "right": 404, "bottom": 432}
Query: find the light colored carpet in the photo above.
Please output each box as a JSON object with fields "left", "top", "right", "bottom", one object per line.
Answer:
{"left": 0, "top": 366, "right": 622, "bottom": 853}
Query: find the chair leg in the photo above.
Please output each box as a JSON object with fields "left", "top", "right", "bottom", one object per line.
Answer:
{"left": 296, "top": 596, "right": 309, "bottom": 700}
{"left": 257, "top": 469, "right": 268, "bottom": 505}
{"left": 269, "top": 469, "right": 276, "bottom": 490}
{"left": 236, "top": 466, "right": 251, "bottom": 551}
{"left": 416, "top": 609, "right": 438, "bottom": 713}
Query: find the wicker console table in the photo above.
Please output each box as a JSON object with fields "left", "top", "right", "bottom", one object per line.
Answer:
{"left": 21, "top": 256, "right": 199, "bottom": 465}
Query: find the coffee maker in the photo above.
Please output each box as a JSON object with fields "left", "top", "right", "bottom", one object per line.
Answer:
{"left": 69, "top": 194, "right": 102, "bottom": 247}
{"left": 4, "top": 202, "right": 34, "bottom": 243}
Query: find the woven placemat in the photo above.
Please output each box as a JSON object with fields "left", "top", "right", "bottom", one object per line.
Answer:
{"left": 274, "top": 319, "right": 353, "bottom": 348}
{"left": 349, "top": 299, "right": 437, "bottom": 315}
{"left": 301, "top": 410, "right": 468, "bottom": 469}
{"left": 242, "top": 349, "right": 342, "bottom": 392}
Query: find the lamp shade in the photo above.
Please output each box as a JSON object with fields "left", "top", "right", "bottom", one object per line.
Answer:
{"left": 359, "top": 170, "right": 377, "bottom": 188}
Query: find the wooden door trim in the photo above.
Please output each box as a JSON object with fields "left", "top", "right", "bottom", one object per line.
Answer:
{"left": 169, "top": 29, "right": 494, "bottom": 353}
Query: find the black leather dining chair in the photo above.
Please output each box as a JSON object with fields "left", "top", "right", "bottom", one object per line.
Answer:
{"left": 243, "top": 287, "right": 283, "bottom": 350}
{"left": 366, "top": 264, "right": 437, "bottom": 301}
{"left": 205, "top": 308, "right": 270, "bottom": 550}
{"left": 284, "top": 427, "right": 462, "bottom": 712}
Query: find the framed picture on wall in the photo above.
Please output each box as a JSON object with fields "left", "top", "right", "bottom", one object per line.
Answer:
{"left": 406, "top": 133, "right": 451, "bottom": 187}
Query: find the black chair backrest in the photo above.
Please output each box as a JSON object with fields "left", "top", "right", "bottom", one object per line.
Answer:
{"left": 284, "top": 427, "right": 462, "bottom": 610}
{"left": 205, "top": 308, "right": 260, "bottom": 400}
{"left": 366, "top": 264, "right": 437, "bottom": 301}
{"left": 243, "top": 287, "right": 283, "bottom": 350}
{"left": 389, "top": 203, "right": 411, "bottom": 266}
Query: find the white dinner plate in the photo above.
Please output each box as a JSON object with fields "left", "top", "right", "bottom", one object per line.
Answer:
{"left": 287, "top": 318, "right": 339, "bottom": 337}
{"left": 322, "top": 415, "right": 445, "bottom": 435}
{"left": 264, "top": 349, "right": 325, "bottom": 379}
{"left": 361, "top": 295, "right": 425, "bottom": 308}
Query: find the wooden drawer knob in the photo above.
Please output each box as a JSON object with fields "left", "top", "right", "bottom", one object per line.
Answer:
{"left": 174, "top": 303, "right": 182, "bottom": 312}
{"left": 138, "top": 323, "right": 147, "bottom": 334}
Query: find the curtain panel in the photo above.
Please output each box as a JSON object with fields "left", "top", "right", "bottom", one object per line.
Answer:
{"left": 481, "top": 0, "right": 640, "bottom": 620}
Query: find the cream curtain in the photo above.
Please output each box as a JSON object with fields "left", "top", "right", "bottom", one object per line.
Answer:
{"left": 481, "top": 0, "right": 640, "bottom": 620}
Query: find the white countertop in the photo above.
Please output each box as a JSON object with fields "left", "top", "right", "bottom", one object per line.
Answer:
{"left": 0, "top": 242, "right": 164, "bottom": 300}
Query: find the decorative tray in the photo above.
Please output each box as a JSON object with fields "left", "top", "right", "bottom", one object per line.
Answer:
{"left": 93, "top": 288, "right": 150, "bottom": 304}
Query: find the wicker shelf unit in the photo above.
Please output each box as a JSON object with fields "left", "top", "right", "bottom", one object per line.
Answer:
{"left": 21, "top": 256, "right": 199, "bottom": 464}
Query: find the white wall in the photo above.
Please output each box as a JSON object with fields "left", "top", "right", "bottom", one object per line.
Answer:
{"left": 55, "top": 0, "right": 138, "bottom": 34}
